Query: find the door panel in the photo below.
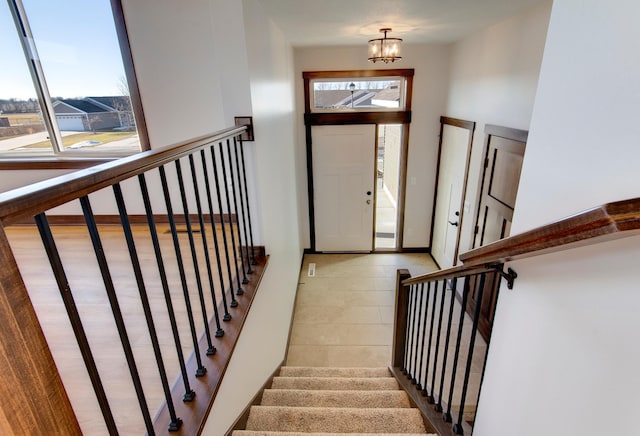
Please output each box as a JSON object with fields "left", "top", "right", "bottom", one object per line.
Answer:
{"left": 473, "top": 131, "right": 526, "bottom": 249}
{"left": 313, "top": 125, "right": 376, "bottom": 252}
{"left": 470, "top": 125, "right": 527, "bottom": 341}
{"left": 431, "top": 119, "right": 475, "bottom": 268}
{"left": 486, "top": 138, "right": 524, "bottom": 209}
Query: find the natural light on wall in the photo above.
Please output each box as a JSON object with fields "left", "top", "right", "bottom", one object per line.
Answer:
{"left": 0, "top": 0, "right": 143, "bottom": 157}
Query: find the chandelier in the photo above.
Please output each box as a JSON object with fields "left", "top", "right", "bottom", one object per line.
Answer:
{"left": 368, "top": 28, "right": 402, "bottom": 63}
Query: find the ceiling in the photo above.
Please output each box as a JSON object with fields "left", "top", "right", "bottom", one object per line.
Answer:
{"left": 258, "top": 0, "right": 548, "bottom": 46}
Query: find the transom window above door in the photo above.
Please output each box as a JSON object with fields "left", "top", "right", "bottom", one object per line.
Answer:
{"left": 309, "top": 75, "right": 409, "bottom": 113}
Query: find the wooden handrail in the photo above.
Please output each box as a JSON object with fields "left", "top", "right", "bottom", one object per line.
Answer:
{"left": 405, "top": 197, "right": 640, "bottom": 286}
{"left": 0, "top": 125, "right": 246, "bottom": 226}
{"left": 402, "top": 264, "right": 494, "bottom": 286}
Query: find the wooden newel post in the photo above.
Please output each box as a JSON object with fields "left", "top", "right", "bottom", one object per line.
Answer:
{"left": 391, "top": 268, "right": 411, "bottom": 369}
{"left": 0, "top": 224, "right": 81, "bottom": 435}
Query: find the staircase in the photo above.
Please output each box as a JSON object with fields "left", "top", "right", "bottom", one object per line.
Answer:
{"left": 233, "top": 366, "right": 436, "bottom": 435}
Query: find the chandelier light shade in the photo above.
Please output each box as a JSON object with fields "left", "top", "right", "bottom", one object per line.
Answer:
{"left": 368, "top": 28, "right": 402, "bottom": 63}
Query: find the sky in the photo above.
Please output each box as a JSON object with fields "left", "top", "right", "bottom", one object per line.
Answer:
{"left": 1, "top": 0, "right": 127, "bottom": 101}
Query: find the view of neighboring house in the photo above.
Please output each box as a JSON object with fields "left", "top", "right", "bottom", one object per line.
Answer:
{"left": 314, "top": 84, "right": 400, "bottom": 109}
{"left": 371, "top": 85, "right": 400, "bottom": 108}
{"left": 52, "top": 96, "right": 134, "bottom": 131}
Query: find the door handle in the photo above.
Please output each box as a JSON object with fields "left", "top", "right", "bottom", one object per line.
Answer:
{"left": 449, "top": 211, "right": 460, "bottom": 226}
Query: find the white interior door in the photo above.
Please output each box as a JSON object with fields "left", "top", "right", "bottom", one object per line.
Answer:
{"left": 431, "top": 124, "right": 471, "bottom": 267}
{"left": 313, "top": 125, "right": 375, "bottom": 252}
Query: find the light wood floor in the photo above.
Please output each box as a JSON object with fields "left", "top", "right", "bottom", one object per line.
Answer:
{"left": 7, "top": 223, "right": 245, "bottom": 435}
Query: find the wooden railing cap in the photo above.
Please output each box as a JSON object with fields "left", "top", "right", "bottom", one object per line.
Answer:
{"left": 0, "top": 126, "right": 246, "bottom": 226}
{"left": 405, "top": 197, "right": 640, "bottom": 286}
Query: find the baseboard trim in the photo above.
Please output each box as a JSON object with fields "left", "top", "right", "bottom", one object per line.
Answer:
{"left": 400, "top": 246, "right": 430, "bottom": 253}
{"left": 302, "top": 246, "right": 430, "bottom": 254}
{"left": 224, "top": 360, "right": 284, "bottom": 435}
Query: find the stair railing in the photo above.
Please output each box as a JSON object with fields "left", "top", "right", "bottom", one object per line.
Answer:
{"left": 0, "top": 125, "right": 265, "bottom": 435}
{"left": 392, "top": 198, "right": 640, "bottom": 436}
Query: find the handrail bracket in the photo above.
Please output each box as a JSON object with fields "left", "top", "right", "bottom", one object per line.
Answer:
{"left": 486, "top": 263, "right": 518, "bottom": 290}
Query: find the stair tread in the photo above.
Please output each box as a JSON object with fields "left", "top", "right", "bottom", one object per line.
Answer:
{"left": 245, "top": 406, "right": 427, "bottom": 433}
{"left": 279, "top": 367, "right": 390, "bottom": 378}
{"left": 271, "top": 376, "right": 399, "bottom": 391}
{"left": 261, "top": 389, "right": 411, "bottom": 408}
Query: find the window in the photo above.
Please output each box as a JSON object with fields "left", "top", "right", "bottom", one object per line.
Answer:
{"left": 310, "top": 77, "right": 406, "bottom": 113}
{"left": 0, "top": 0, "right": 147, "bottom": 158}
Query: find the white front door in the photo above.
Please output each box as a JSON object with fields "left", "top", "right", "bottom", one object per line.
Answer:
{"left": 431, "top": 124, "right": 471, "bottom": 267}
{"left": 313, "top": 125, "right": 375, "bottom": 252}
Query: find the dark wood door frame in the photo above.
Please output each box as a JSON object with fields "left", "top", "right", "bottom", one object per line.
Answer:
{"left": 472, "top": 124, "right": 528, "bottom": 248}
{"left": 469, "top": 123, "right": 528, "bottom": 341}
{"left": 303, "top": 69, "right": 414, "bottom": 253}
{"left": 429, "top": 116, "right": 476, "bottom": 268}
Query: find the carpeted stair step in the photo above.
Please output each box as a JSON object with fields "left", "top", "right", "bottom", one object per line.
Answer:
{"left": 261, "top": 389, "right": 411, "bottom": 408}
{"left": 279, "top": 366, "right": 390, "bottom": 378}
{"left": 244, "top": 406, "right": 427, "bottom": 433}
{"left": 271, "top": 376, "right": 398, "bottom": 391}
{"left": 233, "top": 432, "right": 434, "bottom": 436}
{"left": 236, "top": 367, "right": 434, "bottom": 434}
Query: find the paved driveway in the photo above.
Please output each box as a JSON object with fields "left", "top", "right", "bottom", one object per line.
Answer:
{"left": 0, "top": 131, "right": 81, "bottom": 152}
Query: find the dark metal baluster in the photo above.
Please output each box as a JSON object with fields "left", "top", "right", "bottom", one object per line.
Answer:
{"left": 422, "top": 280, "right": 440, "bottom": 397}
{"left": 233, "top": 137, "right": 253, "bottom": 274}
{"left": 436, "top": 278, "right": 458, "bottom": 413}
{"left": 112, "top": 183, "right": 182, "bottom": 431}
{"left": 226, "top": 138, "right": 249, "bottom": 285}
{"left": 402, "top": 284, "right": 414, "bottom": 374}
{"left": 453, "top": 273, "right": 486, "bottom": 435}
{"left": 210, "top": 144, "right": 238, "bottom": 309}
{"left": 428, "top": 280, "right": 446, "bottom": 403}
{"left": 444, "top": 276, "right": 470, "bottom": 425}
{"left": 34, "top": 213, "right": 118, "bottom": 435}
{"left": 174, "top": 159, "right": 215, "bottom": 356}
{"left": 472, "top": 271, "right": 502, "bottom": 423}
{"left": 237, "top": 136, "right": 256, "bottom": 265}
{"left": 159, "top": 165, "right": 206, "bottom": 376}
{"left": 188, "top": 154, "right": 223, "bottom": 338}
{"left": 200, "top": 149, "right": 231, "bottom": 322}
{"left": 417, "top": 282, "right": 432, "bottom": 392}
{"left": 413, "top": 282, "right": 427, "bottom": 386}
{"left": 138, "top": 173, "right": 195, "bottom": 401}
{"left": 79, "top": 196, "right": 154, "bottom": 435}
{"left": 220, "top": 139, "right": 245, "bottom": 295}
{"left": 404, "top": 285, "right": 414, "bottom": 376}
{"left": 407, "top": 283, "right": 421, "bottom": 380}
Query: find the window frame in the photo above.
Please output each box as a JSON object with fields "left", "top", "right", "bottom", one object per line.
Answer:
{"left": 309, "top": 76, "right": 407, "bottom": 113}
{"left": 1, "top": 0, "right": 149, "bottom": 169}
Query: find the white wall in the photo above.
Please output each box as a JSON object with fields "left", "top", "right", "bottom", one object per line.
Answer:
{"left": 445, "top": 0, "right": 552, "bottom": 253}
{"left": 202, "top": 1, "right": 303, "bottom": 434}
{"left": 121, "top": 0, "right": 227, "bottom": 147}
{"left": 475, "top": 1, "right": 640, "bottom": 435}
{"left": 294, "top": 44, "right": 451, "bottom": 248}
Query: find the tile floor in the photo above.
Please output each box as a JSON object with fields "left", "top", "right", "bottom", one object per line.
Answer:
{"left": 286, "top": 253, "right": 439, "bottom": 367}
